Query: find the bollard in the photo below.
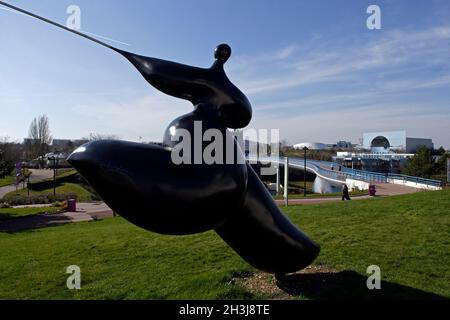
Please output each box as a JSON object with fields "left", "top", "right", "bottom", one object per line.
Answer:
{"left": 67, "top": 198, "right": 76, "bottom": 212}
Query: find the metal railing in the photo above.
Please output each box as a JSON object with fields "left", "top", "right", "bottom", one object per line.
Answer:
{"left": 246, "top": 155, "right": 442, "bottom": 188}
{"left": 387, "top": 174, "right": 442, "bottom": 188}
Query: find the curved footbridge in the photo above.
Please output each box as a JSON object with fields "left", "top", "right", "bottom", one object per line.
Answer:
{"left": 247, "top": 156, "right": 442, "bottom": 194}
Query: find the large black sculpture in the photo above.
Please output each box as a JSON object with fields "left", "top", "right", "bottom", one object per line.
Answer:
{"left": 2, "top": 2, "right": 319, "bottom": 274}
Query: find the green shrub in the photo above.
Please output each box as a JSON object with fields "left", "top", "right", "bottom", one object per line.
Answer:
{"left": 0, "top": 202, "right": 11, "bottom": 209}
{"left": 52, "top": 201, "right": 68, "bottom": 211}
{"left": 5, "top": 193, "right": 77, "bottom": 206}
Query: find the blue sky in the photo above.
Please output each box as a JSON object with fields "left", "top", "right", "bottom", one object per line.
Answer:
{"left": 1, "top": 0, "right": 449, "bottom": 148}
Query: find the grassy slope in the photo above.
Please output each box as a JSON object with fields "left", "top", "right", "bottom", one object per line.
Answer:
{"left": 285, "top": 190, "right": 450, "bottom": 299}
{"left": 55, "top": 170, "right": 78, "bottom": 178}
{"left": 269, "top": 180, "right": 367, "bottom": 199}
{"left": 0, "top": 189, "right": 448, "bottom": 300}
{"left": 0, "top": 219, "right": 252, "bottom": 299}
{"left": 0, "top": 207, "right": 61, "bottom": 220}
{"left": 274, "top": 190, "right": 367, "bottom": 199}
{"left": 3, "top": 183, "right": 94, "bottom": 202}
{"left": 0, "top": 175, "right": 14, "bottom": 187}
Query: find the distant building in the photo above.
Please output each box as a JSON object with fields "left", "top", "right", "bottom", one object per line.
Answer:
{"left": 333, "top": 151, "right": 413, "bottom": 174}
{"left": 363, "top": 130, "right": 433, "bottom": 153}
{"left": 335, "top": 141, "right": 353, "bottom": 149}
{"left": 293, "top": 142, "right": 329, "bottom": 150}
{"left": 22, "top": 138, "right": 40, "bottom": 145}
{"left": 333, "top": 130, "right": 434, "bottom": 174}
{"left": 52, "top": 139, "right": 89, "bottom": 149}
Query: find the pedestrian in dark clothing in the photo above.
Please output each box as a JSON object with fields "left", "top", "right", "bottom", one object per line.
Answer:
{"left": 342, "top": 184, "right": 351, "bottom": 201}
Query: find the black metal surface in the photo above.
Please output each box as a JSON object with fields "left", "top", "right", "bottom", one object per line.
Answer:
{"left": 68, "top": 45, "right": 320, "bottom": 274}
{"left": 1, "top": 1, "right": 320, "bottom": 274}
{"left": 115, "top": 44, "right": 252, "bottom": 130}
{"left": 216, "top": 164, "right": 320, "bottom": 274}
{"left": 68, "top": 137, "right": 248, "bottom": 235}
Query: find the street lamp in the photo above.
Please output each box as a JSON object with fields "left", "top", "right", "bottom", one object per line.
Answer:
{"left": 284, "top": 157, "right": 289, "bottom": 207}
{"left": 48, "top": 154, "right": 58, "bottom": 196}
{"left": 27, "top": 173, "right": 31, "bottom": 197}
{"left": 303, "top": 146, "right": 308, "bottom": 197}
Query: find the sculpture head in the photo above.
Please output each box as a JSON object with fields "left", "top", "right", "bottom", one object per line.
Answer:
{"left": 116, "top": 44, "right": 253, "bottom": 129}
{"left": 214, "top": 43, "right": 232, "bottom": 62}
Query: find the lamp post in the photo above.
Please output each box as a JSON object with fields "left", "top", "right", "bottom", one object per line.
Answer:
{"left": 48, "top": 154, "right": 58, "bottom": 197}
{"left": 284, "top": 157, "right": 289, "bottom": 207}
{"left": 27, "top": 174, "right": 31, "bottom": 197}
{"left": 303, "top": 146, "right": 308, "bottom": 197}
{"left": 275, "top": 165, "right": 280, "bottom": 195}
{"left": 447, "top": 157, "right": 450, "bottom": 185}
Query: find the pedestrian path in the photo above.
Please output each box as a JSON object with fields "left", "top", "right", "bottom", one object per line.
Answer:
{"left": 0, "top": 202, "right": 113, "bottom": 232}
{"left": 274, "top": 182, "right": 421, "bottom": 205}
{"left": 0, "top": 184, "right": 20, "bottom": 199}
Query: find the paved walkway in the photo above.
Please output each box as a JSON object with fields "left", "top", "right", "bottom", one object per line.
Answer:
{"left": 275, "top": 182, "right": 421, "bottom": 205}
{"left": 0, "top": 202, "right": 113, "bottom": 232}
{"left": 371, "top": 182, "right": 422, "bottom": 196}
{"left": 28, "top": 169, "right": 55, "bottom": 182}
{"left": 0, "top": 169, "right": 56, "bottom": 200}
{"left": 0, "top": 184, "right": 19, "bottom": 199}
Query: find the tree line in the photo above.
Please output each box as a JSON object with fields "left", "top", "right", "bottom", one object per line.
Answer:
{"left": 0, "top": 114, "right": 119, "bottom": 177}
{"left": 402, "top": 146, "right": 449, "bottom": 182}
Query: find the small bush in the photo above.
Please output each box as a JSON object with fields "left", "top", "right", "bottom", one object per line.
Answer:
{"left": 52, "top": 201, "right": 68, "bottom": 211}
{"left": 5, "top": 194, "right": 77, "bottom": 206}
{"left": 0, "top": 202, "right": 11, "bottom": 209}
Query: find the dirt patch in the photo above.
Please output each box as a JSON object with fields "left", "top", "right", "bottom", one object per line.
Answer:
{"left": 235, "top": 265, "right": 449, "bottom": 300}
{"left": 234, "top": 265, "right": 339, "bottom": 300}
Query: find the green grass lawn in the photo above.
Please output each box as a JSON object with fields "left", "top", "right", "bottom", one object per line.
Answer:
{"left": 55, "top": 169, "right": 78, "bottom": 178}
{"left": 0, "top": 175, "right": 14, "bottom": 187}
{"left": 3, "top": 183, "right": 95, "bottom": 202}
{"left": 288, "top": 180, "right": 315, "bottom": 190}
{"left": 0, "top": 206, "right": 61, "bottom": 220}
{"left": 0, "top": 189, "right": 448, "bottom": 300}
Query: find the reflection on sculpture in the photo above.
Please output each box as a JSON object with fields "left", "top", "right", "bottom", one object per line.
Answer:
{"left": 1, "top": 1, "right": 319, "bottom": 274}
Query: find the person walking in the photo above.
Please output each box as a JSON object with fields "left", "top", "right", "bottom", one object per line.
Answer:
{"left": 342, "top": 184, "right": 351, "bottom": 201}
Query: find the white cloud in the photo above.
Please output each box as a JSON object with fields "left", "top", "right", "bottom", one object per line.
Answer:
{"left": 50, "top": 26, "right": 450, "bottom": 148}
{"left": 250, "top": 103, "right": 450, "bottom": 148}
{"left": 230, "top": 26, "right": 450, "bottom": 96}
{"left": 223, "top": 26, "right": 450, "bottom": 148}
{"left": 70, "top": 92, "right": 192, "bottom": 142}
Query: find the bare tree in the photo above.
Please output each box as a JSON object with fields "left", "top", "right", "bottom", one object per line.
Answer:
{"left": 27, "top": 115, "right": 52, "bottom": 165}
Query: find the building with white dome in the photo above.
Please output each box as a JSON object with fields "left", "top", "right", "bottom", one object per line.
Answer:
{"left": 363, "top": 130, "right": 433, "bottom": 153}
